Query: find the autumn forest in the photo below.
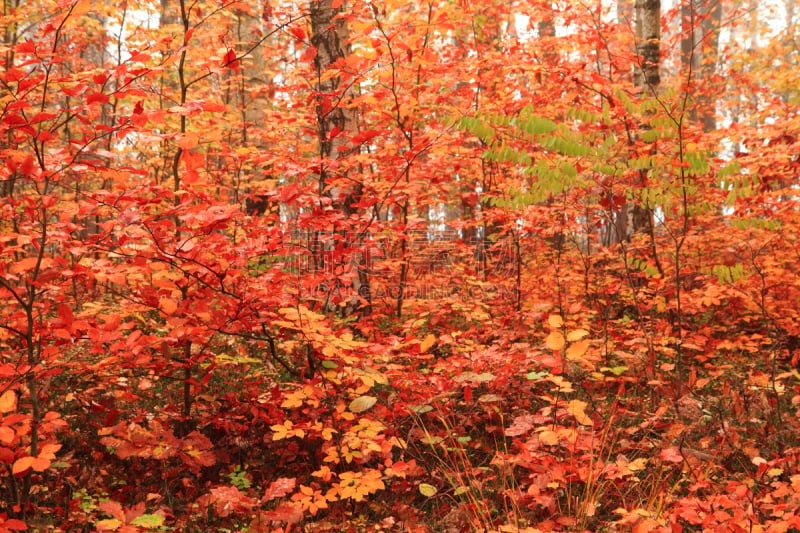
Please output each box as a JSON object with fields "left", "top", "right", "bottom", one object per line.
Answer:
{"left": 1, "top": 0, "right": 799, "bottom": 530}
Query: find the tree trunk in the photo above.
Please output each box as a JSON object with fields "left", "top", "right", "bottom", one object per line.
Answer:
{"left": 618, "top": 0, "right": 634, "bottom": 27}
{"left": 309, "top": 0, "right": 370, "bottom": 315}
{"left": 697, "top": 0, "right": 721, "bottom": 131}
{"left": 310, "top": 0, "right": 358, "bottom": 203}
{"left": 634, "top": 0, "right": 661, "bottom": 89}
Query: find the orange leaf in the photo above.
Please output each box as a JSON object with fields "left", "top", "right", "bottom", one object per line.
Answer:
{"left": 177, "top": 132, "right": 199, "bottom": 150}
{"left": 12, "top": 456, "right": 34, "bottom": 475}
{"left": 0, "top": 390, "right": 16, "bottom": 413}
{"left": 332, "top": 0, "right": 343, "bottom": 8}
{"left": 39, "top": 443, "right": 61, "bottom": 460}
{"left": 539, "top": 430, "right": 559, "bottom": 445}
{"left": 546, "top": 331, "right": 565, "bottom": 351}
{"left": 419, "top": 334, "right": 435, "bottom": 353}
{"left": 159, "top": 297, "right": 178, "bottom": 315}
{"left": 567, "top": 399, "right": 593, "bottom": 426}
{"left": 0, "top": 426, "right": 14, "bottom": 444}
{"left": 95, "top": 518, "right": 122, "bottom": 532}
{"left": 565, "top": 339, "right": 589, "bottom": 360}
{"left": 566, "top": 328, "right": 589, "bottom": 341}
{"left": 98, "top": 500, "right": 125, "bottom": 521}
{"left": 548, "top": 314, "right": 563, "bottom": 328}
{"left": 30, "top": 456, "right": 51, "bottom": 471}
{"left": 70, "top": 0, "right": 92, "bottom": 17}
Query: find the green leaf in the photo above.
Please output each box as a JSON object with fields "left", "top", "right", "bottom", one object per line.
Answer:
{"left": 526, "top": 370, "right": 548, "bottom": 380}
{"left": 130, "top": 514, "right": 165, "bottom": 528}
{"left": 419, "top": 483, "right": 438, "bottom": 497}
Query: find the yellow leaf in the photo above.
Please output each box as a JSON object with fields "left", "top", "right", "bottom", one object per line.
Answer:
{"left": 566, "top": 329, "right": 589, "bottom": 342}
{"left": 419, "top": 334, "right": 436, "bottom": 353}
{"left": 566, "top": 340, "right": 590, "bottom": 360}
{"left": 0, "top": 390, "right": 16, "bottom": 413}
{"left": 159, "top": 297, "right": 178, "bottom": 315}
{"left": 70, "top": 0, "right": 93, "bottom": 17}
{"left": 418, "top": 483, "right": 437, "bottom": 497}
{"left": 546, "top": 331, "right": 565, "bottom": 351}
{"left": 546, "top": 375, "right": 573, "bottom": 392}
{"left": 548, "top": 315, "right": 563, "bottom": 328}
{"left": 539, "top": 430, "right": 559, "bottom": 445}
{"left": 95, "top": 518, "right": 122, "bottom": 532}
{"left": 567, "top": 399, "right": 593, "bottom": 426}
{"left": 349, "top": 395, "right": 377, "bottom": 413}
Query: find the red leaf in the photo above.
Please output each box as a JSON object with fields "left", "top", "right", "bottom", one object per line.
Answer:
{"left": 98, "top": 500, "right": 125, "bottom": 521}
{"left": 223, "top": 49, "right": 239, "bottom": 72}
{"left": 290, "top": 26, "right": 306, "bottom": 41}
{"left": 86, "top": 92, "right": 110, "bottom": 105}
{"left": 58, "top": 304, "right": 74, "bottom": 328}
{"left": 332, "top": 0, "right": 343, "bottom": 8}
{"left": 1, "top": 518, "right": 27, "bottom": 531}
{"left": 263, "top": 477, "right": 296, "bottom": 501}
{"left": 0, "top": 446, "right": 14, "bottom": 463}
{"left": 4, "top": 68, "right": 26, "bottom": 82}
{"left": 29, "top": 112, "right": 57, "bottom": 124}
{"left": 660, "top": 446, "right": 684, "bottom": 464}
{"left": 504, "top": 414, "right": 535, "bottom": 437}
